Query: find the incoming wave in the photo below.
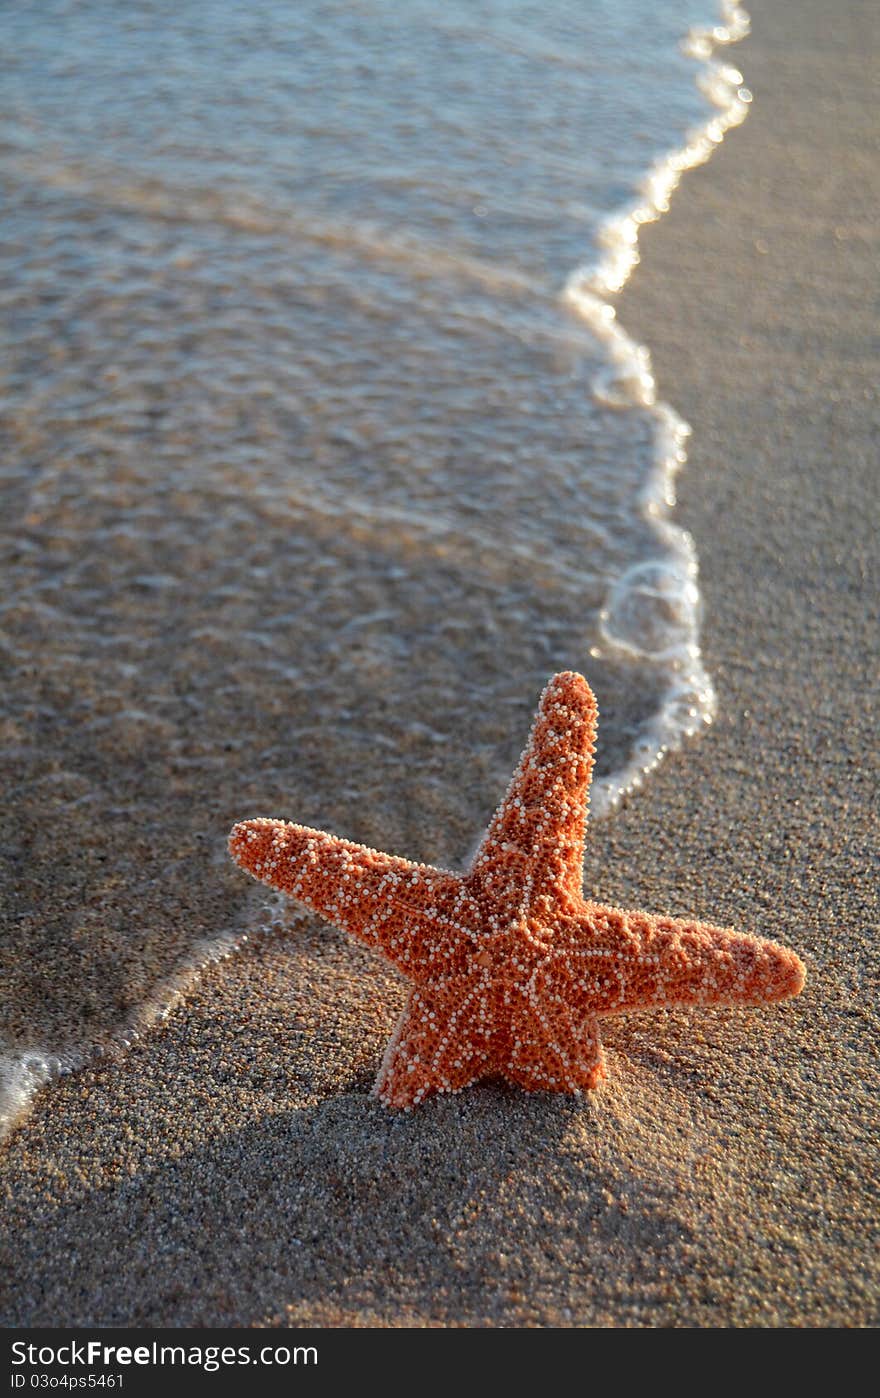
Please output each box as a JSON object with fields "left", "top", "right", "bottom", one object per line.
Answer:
{"left": 0, "top": 0, "right": 751, "bottom": 1140}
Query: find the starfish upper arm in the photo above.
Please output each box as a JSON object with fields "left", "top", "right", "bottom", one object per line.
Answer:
{"left": 466, "top": 671, "right": 597, "bottom": 922}
{"left": 229, "top": 818, "right": 471, "bottom": 977}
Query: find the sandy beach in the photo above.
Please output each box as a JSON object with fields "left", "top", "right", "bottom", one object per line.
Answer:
{"left": 1, "top": 0, "right": 877, "bottom": 1327}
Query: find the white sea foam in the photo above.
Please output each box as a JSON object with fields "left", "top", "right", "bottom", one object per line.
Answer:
{"left": 566, "top": 1, "right": 751, "bottom": 814}
{"left": 0, "top": 925, "right": 243, "bottom": 1143}
{"left": 0, "top": 1050, "right": 63, "bottom": 1141}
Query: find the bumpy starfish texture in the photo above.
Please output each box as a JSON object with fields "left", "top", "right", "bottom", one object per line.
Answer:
{"left": 229, "top": 672, "right": 805, "bottom": 1109}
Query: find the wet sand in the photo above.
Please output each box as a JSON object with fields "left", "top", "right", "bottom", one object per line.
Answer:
{"left": 1, "top": 0, "right": 877, "bottom": 1327}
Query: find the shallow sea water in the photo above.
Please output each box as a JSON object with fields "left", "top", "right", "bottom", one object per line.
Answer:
{"left": 0, "top": 0, "right": 749, "bottom": 1132}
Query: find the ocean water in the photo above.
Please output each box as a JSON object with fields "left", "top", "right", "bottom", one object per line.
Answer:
{"left": 0, "top": 0, "right": 750, "bottom": 1135}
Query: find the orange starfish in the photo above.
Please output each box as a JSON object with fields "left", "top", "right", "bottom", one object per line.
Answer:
{"left": 229, "top": 672, "right": 805, "bottom": 1109}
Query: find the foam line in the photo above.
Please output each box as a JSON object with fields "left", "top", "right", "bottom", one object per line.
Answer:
{"left": 564, "top": 2, "right": 751, "bottom": 816}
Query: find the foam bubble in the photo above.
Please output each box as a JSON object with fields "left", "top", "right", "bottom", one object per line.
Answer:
{"left": 599, "top": 559, "right": 701, "bottom": 661}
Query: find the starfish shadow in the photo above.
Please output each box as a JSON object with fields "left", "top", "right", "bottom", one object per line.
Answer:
{"left": 2, "top": 1076, "right": 701, "bottom": 1327}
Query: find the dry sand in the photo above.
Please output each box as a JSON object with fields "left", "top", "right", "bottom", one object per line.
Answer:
{"left": 1, "top": 0, "right": 877, "bottom": 1327}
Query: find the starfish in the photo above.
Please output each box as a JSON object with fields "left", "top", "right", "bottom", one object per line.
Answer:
{"left": 229, "top": 671, "right": 805, "bottom": 1109}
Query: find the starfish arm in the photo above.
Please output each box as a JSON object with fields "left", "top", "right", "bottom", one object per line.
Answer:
{"left": 372, "top": 980, "right": 494, "bottom": 1109}
{"left": 572, "top": 905, "right": 806, "bottom": 1015}
{"left": 229, "top": 818, "right": 472, "bottom": 979}
{"left": 466, "top": 671, "right": 597, "bottom": 924}
{"left": 505, "top": 998, "right": 605, "bottom": 1093}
